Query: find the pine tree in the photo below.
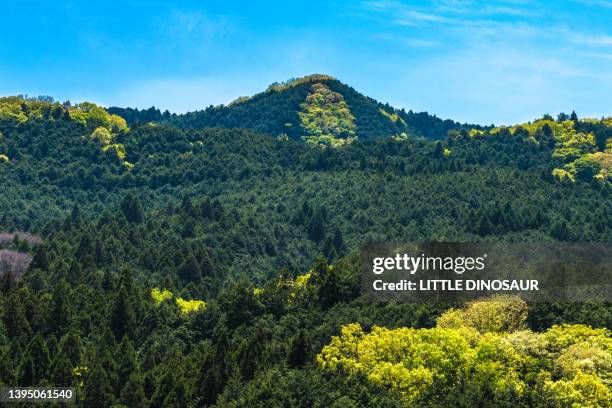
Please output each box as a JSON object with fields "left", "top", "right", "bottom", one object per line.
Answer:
{"left": 0, "top": 271, "right": 16, "bottom": 294}
{"left": 178, "top": 253, "right": 202, "bottom": 282}
{"left": 287, "top": 330, "right": 310, "bottom": 368}
{"left": 30, "top": 244, "right": 50, "bottom": 270}
{"left": 83, "top": 364, "right": 115, "bottom": 408}
{"left": 50, "top": 351, "right": 73, "bottom": 386}
{"left": 115, "top": 337, "right": 136, "bottom": 389}
{"left": 50, "top": 280, "right": 70, "bottom": 335}
{"left": 0, "top": 346, "right": 15, "bottom": 385}
{"left": 332, "top": 228, "right": 344, "bottom": 252}
{"left": 120, "top": 193, "right": 144, "bottom": 224}
{"left": 236, "top": 335, "right": 261, "bottom": 381}
{"left": 2, "top": 292, "right": 31, "bottom": 338}
{"left": 19, "top": 333, "right": 50, "bottom": 385}
{"left": 59, "top": 331, "right": 82, "bottom": 367}
{"left": 119, "top": 372, "right": 146, "bottom": 407}
{"left": 308, "top": 209, "right": 325, "bottom": 243}
{"left": 19, "top": 357, "right": 35, "bottom": 386}
{"left": 110, "top": 286, "right": 135, "bottom": 341}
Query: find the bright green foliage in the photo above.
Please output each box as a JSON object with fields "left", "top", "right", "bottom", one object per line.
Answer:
{"left": 288, "top": 272, "right": 312, "bottom": 303}
{"left": 0, "top": 100, "right": 27, "bottom": 123}
{"left": 471, "top": 119, "right": 571, "bottom": 140}
{"left": 299, "top": 83, "right": 357, "bottom": 146}
{"left": 69, "top": 102, "right": 117, "bottom": 131}
{"left": 175, "top": 297, "right": 206, "bottom": 314}
{"left": 102, "top": 144, "right": 127, "bottom": 161}
{"left": 150, "top": 287, "right": 206, "bottom": 314}
{"left": 109, "top": 114, "right": 128, "bottom": 133}
{"left": 91, "top": 127, "right": 113, "bottom": 145}
{"left": 540, "top": 371, "right": 611, "bottom": 408}
{"left": 151, "top": 288, "right": 173, "bottom": 304}
{"left": 566, "top": 154, "right": 602, "bottom": 181}
{"left": 590, "top": 152, "right": 612, "bottom": 181}
{"left": 379, "top": 108, "right": 407, "bottom": 126}
{"left": 0, "top": 96, "right": 61, "bottom": 123}
{"left": 552, "top": 131, "right": 596, "bottom": 162}
{"left": 318, "top": 299, "right": 611, "bottom": 407}
{"left": 0, "top": 96, "right": 131, "bottom": 165}
{"left": 0, "top": 97, "right": 128, "bottom": 134}
{"left": 542, "top": 324, "right": 611, "bottom": 353}
{"left": 556, "top": 152, "right": 612, "bottom": 183}
{"left": 436, "top": 295, "right": 528, "bottom": 333}
{"left": 552, "top": 167, "right": 575, "bottom": 182}
{"left": 294, "top": 272, "right": 311, "bottom": 288}
{"left": 87, "top": 114, "right": 129, "bottom": 164}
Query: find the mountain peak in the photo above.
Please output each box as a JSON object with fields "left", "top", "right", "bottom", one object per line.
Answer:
{"left": 265, "top": 74, "right": 337, "bottom": 93}
{"left": 109, "top": 75, "right": 478, "bottom": 142}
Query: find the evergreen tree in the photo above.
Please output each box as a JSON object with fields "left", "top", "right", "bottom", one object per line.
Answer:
{"left": 83, "top": 364, "right": 115, "bottom": 408}
{"left": 178, "top": 253, "right": 202, "bottom": 282}
{"left": 308, "top": 209, "right": 326, "bottom": 243}
{"left": 59, "top": 331, "right": 82, "bottom": 367}
{"left": 2, "top": 292, "right": 31, "bottom": 338}
{"left": 50, "top": 280, "right": 70, "bottom": 335}
{"left": 50, "top": 351, "right": 73, "bottom": 386}
{"left": 120, "top": 193, "right": 144, "bottom": 224}
{"left": 110, "top": 286, "right": 135, "bottom": 341}
{"left": 115, "top": 337, "right": 137, "bottom": 389}
{"left": 119, "top": 372, "right": 146, "bottom": 407}
{"left": 287, "top": 330, "right": 310, "bottom": 368}
{"left": 30, "top": 244, "right": 50, "bottom": 271}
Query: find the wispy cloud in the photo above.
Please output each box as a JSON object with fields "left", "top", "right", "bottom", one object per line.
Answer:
{"left": 570, "top": 0, "right": 612, "bottom": 8}
{"left": 403, "top": 38, "right": 439, "bottom": 47}
{"left": 478, "top": 5, "right": 536, "bottom": 16}
{"left": 568, "top": 32, "right": 612, "bottom": 47}
{"left": 157, "top": 10, "right": 233, "bottom": 44}
{"left": 357, "top": 0, "right": 612, "bottom": 123}
{"left": 394, "top": 10, "right": 454, "bottom": 26}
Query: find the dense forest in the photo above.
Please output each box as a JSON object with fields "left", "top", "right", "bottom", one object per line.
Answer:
{"left": 0, "top": 76, "right": 611, "bottom": 407}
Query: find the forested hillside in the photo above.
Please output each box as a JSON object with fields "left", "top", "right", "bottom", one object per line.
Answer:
{"left": 109, "top": 74, "right": 481, "bottom": 143}
{"left": 0, "top": 94, "right": 611, "bottom": 406}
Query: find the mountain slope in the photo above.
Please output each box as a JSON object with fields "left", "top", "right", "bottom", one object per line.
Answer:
{"left": 109, "top": 74, "right": 481, "bottom": 141}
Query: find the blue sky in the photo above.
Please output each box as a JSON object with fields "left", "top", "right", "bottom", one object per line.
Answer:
{"left": 1, "top": 0, "right": 611, "bottom": 125}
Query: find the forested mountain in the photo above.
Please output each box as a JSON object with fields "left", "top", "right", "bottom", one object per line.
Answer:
{"left": 0, "top": 94, "right": 611, "bottom": 406}
{"left": 109, "top": 74, "right": 482, "bottom": 143}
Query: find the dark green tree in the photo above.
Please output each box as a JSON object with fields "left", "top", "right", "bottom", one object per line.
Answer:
{"left": 120, "top": 193, "right": 144, "bottom": 224}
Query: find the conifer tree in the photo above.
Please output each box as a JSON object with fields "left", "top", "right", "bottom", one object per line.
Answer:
{"left": 59, "top": 331, "right": 82, "bottom": 367}
{"left": 120, "top": 193, "right": 144, "bottom": 224}
{"left": 50, "top": 351, "right": 73, "bottom": 386}
{"left": 308, "top": 209, "right": 325, "bottom": 243}
{"left": 119, "top": 372, "right": 146, "bottom": 407}
{"left": 287, "top": 330, "right": 310, "bottom": 368}
{"left": 110, "top": 286, "right": 135, "bottom": 341}
{"left": 83, "top": 364, "right": 115, "bottom": 408}
{"left": 50, "top": 280, "right": 70, "bottom": 334}
{"left": 178, "top": 253, "right": 202, "bottom": 282}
